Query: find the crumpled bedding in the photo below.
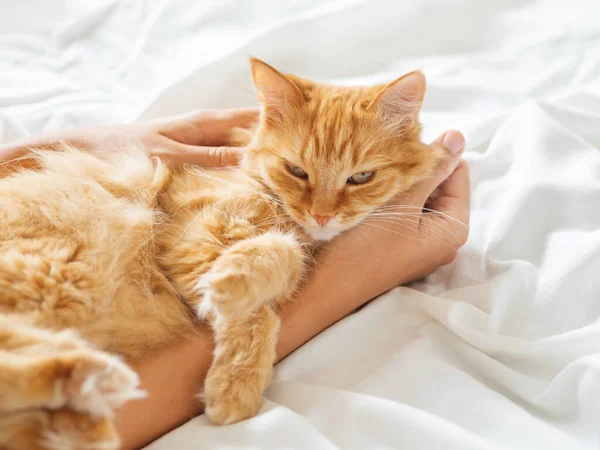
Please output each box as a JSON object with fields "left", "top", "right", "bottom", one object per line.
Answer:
{"left": 1, "top": 1, "right": 600, "bottom": 449}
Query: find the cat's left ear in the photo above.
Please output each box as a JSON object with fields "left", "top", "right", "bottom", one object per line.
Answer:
{"left": 250, "top": 57, "right": 304, "bottom": 119}
{"left": 369, "top": 71, "right": 426, "bottom": 132}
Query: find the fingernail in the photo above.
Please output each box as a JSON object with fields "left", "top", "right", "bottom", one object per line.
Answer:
{"left": 443, "top": 131, "right": 465, "bottom": 154}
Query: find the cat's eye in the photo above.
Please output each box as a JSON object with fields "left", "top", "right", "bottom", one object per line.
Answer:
{"left": 347, "top": 171, "right": 375, "bottom": 185}
{"left": 286, "top": 164, "right": 308, "bottom": 180}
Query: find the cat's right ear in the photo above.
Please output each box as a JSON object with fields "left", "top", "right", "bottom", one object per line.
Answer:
{"left": 368, "top": 71, "right": 426, "bottom": 134}
{"left": 250, "top": 57, "right": 304, "bottom": 119}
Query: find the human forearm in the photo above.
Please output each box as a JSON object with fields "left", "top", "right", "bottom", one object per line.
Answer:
{"left": 0, "top": 128, "right": 128, "bottom": 177}
{"left": 0, "top": 108, "right": 259, "bottom": 174}
{"left": 0, "top": 133, "right": 69, "bottom": 175}
{"left": 115, "top": 230, "right": 444, "bottom": 449}
{"left": 114, "top": 330, "right": 214, "bottom": 450}
{"left": 276, "top": 227, "right": 446, "bottom": 360}
{"left": 114, "top": 256, "right": 378, "bottom": 449}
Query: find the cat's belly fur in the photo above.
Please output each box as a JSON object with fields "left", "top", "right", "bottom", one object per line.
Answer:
{"left": 0, "top": 148, "right": 284, "bottom": 359}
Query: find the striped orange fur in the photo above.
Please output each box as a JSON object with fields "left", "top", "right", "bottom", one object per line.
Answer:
{"left": 0, "top": 58, "right": 441, "bottom": 449}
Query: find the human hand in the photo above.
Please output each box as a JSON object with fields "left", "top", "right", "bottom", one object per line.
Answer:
{"left": 377, "top": 130, "right": 470, "bottom": 271}
{"left": 138, "top": 108, "right": 258, "bottom": 166}
{"left": 0, "top": 108, "right": 259, "bottom": 172}
{"left": 325, "top": 130, "right": 469, "bottom": 295}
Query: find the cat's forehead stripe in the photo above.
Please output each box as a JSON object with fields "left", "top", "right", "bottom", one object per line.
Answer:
{"left": 309, "top": 98, "right": 360, "bottom": 165}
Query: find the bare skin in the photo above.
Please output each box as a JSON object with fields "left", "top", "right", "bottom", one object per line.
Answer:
{"left": 0, "top": 108, "right": 258, "bottom": 174}
{"left": 0, "top": 109, "right": 470, "bottom": 449}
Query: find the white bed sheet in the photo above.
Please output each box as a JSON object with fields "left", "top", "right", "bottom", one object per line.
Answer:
{"left": 2, "top": 1, "right": 600, "bottom": 449}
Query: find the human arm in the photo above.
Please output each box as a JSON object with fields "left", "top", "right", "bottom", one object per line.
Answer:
{"left": 114, "top": 130, "right": 469, "bottom": 449}
{"left": 0, "top": 108, "right": 259, "bottom": 174}
{"left": 0, "top": 115, "right": 468, "bottom": 449}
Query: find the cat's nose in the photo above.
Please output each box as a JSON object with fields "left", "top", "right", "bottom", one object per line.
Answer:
{"left": 310, "top": 212, "right": 336, "bottom": 227}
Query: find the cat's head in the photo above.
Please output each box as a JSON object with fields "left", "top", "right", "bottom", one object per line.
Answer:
{"left": 242, "top": 58, "right": 441, "bottom": 241}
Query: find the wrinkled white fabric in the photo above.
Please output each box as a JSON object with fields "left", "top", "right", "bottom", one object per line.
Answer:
{"left": 1, "top": 1, "right": 600, "bottom": 449}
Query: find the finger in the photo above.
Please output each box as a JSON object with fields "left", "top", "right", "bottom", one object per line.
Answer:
{"left": 437, "top": 159, "right": 470, "bottom": 201}
{"left": 428, "top": 160, "right": 470, "bottom": 218}
{"left": 408, "top": 130, "right": 465, "bottom": 206}
{"left": 156, "top": 143, "right": 243, "bottom": 167}
{"left": 156, "top": 108, "right": 260, "bottom": 147}
{"left": 426, "top": 160, "right": 471, "bottom": 243}
{"left": 427, "top": 130, "right": 465, "bottom": 190}
{"left": 181, "top": 145, "right": 243, "bottom": 167}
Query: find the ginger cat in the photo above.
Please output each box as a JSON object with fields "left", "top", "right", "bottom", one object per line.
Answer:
{"left": 0, "top": 58, "right": 441, "bottom": 449}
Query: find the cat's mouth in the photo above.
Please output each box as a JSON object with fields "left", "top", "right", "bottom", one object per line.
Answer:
{"left": 299, "top": 211, "right": 373, "bottom": 242}
{"left": 261, "top": 186, "right": 354, "bottom": 242}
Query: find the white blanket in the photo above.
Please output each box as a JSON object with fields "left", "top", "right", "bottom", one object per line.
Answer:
{"left": 2, "top": 1, "right": 600, "bottom": 449}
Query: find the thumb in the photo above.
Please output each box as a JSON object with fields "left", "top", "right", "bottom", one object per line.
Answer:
{"left": 428, "top": 130, "right": 465, "bottom": 187}
{"left": 165, "top": 144, "right": 244, "bottom": 167}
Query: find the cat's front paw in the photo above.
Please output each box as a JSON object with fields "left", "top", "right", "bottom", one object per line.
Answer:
{"left": 196, "top": 270, "right": 261, "bottom": 321}
{"left": 61, "top": 350, "right": 145, "bottom": 417}
{"left": 203, "top": 383, "right": 263, "bottom": 426}
{"left": 203, "top": 365, "right": 268, "bottom": 425}
{"left": 43, "top": 409, "right": 119, "bottom": 450}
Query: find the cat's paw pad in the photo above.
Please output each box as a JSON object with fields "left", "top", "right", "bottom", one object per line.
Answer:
{"left": 42, "top": 409, "right": 119, "bottom": 450}
{"left": 63, "top": 352, "right": 145, "bottom": 417}
{"left": 196, "top": 271, "right": 259, "bottom": 320}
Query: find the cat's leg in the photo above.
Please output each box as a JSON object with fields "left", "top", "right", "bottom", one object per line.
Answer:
{"left": 0, "top": 408, "right": 118, "bottom": 450}
{"left": 196, "top": 231, "right": 306, "bottom": 320}
{"left": 198, "top": 231, "right": 306, "bottom": 424}
{"left": 203, "top": 305, "right": 279, "bottom": 425}
{"left": 0, "top": 317, "right": 143, "bottom": 416}
{"left": 160, "top": 216, "right": 305, "bottom": 423}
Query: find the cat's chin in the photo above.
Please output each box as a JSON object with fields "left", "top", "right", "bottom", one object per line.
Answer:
{"left": 303, "top": 226, "right": 343, "bottom": 242}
